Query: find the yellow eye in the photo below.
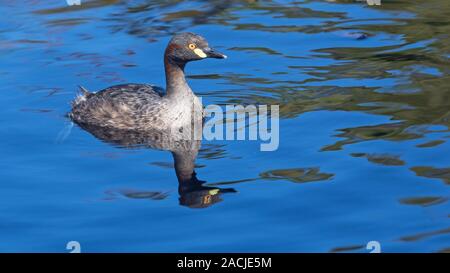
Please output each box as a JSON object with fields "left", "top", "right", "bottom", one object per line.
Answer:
{"left": 188, "top": 43, "right": 196, "bottom": 50}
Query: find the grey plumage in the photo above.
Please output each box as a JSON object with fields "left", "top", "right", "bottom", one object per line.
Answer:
{"left": 70, "top": 83, "right": 170, "bottom": 131}
{"left": 69, "top": 32, "right": 226, "bottom": 134}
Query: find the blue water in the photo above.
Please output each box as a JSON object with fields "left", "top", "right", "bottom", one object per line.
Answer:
{"left": 1, "top": 0, "right": 449, "bottom": 252}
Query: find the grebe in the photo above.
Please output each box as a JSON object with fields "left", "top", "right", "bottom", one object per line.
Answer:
{"left": 69, "top": 32, "right": 226, "bottom": 133}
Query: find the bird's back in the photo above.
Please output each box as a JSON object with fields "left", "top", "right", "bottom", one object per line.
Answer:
{"left": 70, "top": 83, "right": 169, "bottom": 131}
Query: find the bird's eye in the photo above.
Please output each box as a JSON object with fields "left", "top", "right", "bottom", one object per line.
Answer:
{"left": 188, "top": 43, "right": 196, "bottom": 50}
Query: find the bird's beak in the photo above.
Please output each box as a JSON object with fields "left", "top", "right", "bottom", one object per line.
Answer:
{"left": 204, "top": 47, "right": 227, "bottom": 59}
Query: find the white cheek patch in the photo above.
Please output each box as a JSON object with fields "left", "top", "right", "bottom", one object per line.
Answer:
{"left": 194, "top": 48, "right": 207, "bottom": 58}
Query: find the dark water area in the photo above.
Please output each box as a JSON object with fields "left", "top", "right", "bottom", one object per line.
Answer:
{"left": 0, "top": 0, "right": 449, "bottom": 252}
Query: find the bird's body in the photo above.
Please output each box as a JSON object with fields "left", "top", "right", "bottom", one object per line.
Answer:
{"left": 68, "top": 32, "right": 226, "bottom": 134}
{"left": 70, "top": 83, "right": 202, "bottom": 132}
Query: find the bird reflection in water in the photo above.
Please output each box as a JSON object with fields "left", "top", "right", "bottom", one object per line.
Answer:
{"left": 77, "top": 123, "right": 236, "bottom": 208}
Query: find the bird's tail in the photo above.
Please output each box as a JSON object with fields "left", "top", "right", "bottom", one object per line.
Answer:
{"left": 72, "top": 85, "right": 90, "bottom": 106}
{"left": 78, "top": 85, "right": 90, "bottom": 95}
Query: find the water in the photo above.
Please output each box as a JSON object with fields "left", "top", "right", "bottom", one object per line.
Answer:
{"left": 1, "top": 0, "right": 449, "bottom": 253}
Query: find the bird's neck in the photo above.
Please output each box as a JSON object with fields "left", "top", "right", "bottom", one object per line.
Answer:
{"left": 172, "top": 148, "right": 198, "bottom": 184}
{"left": 164, "top": 56, "right": 192, "bottom": 98}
